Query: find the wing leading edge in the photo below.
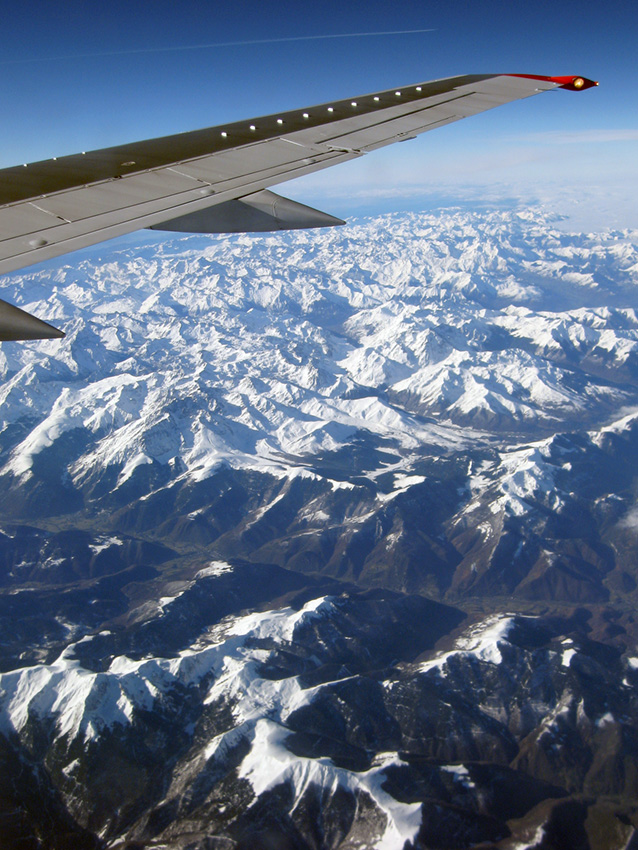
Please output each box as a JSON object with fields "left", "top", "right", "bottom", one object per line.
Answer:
{"left": 0, "top": 73, "right": 597, "bottom": 340}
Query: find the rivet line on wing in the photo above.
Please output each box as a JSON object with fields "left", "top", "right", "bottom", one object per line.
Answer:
{"left": 212, "top": 84, "right": 431, "bottom": 143}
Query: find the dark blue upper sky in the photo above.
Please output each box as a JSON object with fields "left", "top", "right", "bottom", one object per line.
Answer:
{"left": 1, "top": 0, "right": 636, "bottom": 227}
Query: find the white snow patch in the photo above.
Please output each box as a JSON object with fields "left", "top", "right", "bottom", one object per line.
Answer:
{"left": 118, "top": 452, "right": 153, "bottom": 485}
{"left": 418, "top": 614, "right": 517, "bottom": 674}
{"left": 158, "top": 584, "right": 192, "bottom": 611}
{"left": 454, "top": 615, "right": 515, "bottom": 664}
{"left": 239, "top": 721, "right": 422, "bottom": 850}
{"left": 392, "top": 473, "right": 426, "bottom": 490}
{"left": 508, "top": 824, "right": 546, "bottom": 849}
{"left": 441, "top": 764, "right": 475, "bottom": 788}
{"left": 0, "top": 600, "right": 332, "bottom": 743}
{"left": 89, "top": 537, "right": 122, "bottom": 555}
{"left": 226, "top": 596, "right": 336, "bottom": 645}
{"left": 196, "top": 561, "right": 234, "bottom": 579}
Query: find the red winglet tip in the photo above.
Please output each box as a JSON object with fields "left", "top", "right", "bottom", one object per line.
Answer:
{"left": 508, "top": 74, "right": 598, "bottom": 91}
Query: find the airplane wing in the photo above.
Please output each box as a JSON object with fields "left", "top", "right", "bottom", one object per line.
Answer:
{"left": 0, "top": 73, "right": 596, "bottom": 340}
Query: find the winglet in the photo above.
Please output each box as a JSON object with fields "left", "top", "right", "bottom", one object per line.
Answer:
{"left": 0, "top": 299, "right": 65, "bottom": 341}
{"left": 509, "top": 74, "right": 598, "bottom": 91}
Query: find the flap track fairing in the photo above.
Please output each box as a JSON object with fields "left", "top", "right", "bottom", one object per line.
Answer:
{"left": 149, "top": 190, "right": 345, "bottom": 234}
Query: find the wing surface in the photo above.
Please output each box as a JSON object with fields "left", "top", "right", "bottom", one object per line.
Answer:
{"left": 0, "top": 72, "right": 596, "bottom": 339}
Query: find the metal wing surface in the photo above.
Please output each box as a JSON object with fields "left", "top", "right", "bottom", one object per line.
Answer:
{"left": 0, "top": 73, "right": 596, "bottom": 339}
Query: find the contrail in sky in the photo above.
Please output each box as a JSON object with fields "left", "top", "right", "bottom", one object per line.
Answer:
{"left": 3, "top": 29, "right": 436, "bottom": 64}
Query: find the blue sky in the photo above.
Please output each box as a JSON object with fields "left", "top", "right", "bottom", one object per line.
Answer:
{"left": 1, "top": 0, "right": 636, "bottom": 229}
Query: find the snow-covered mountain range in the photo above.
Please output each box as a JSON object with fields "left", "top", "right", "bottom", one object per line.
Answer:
{"left": 1, "top": 206, "right": 638, "bottom": 848}
{"left": 2, "top": 594, "right": 636, "bottom": 849}
{"left": 2, "top": 208, "right": 638, "bottom": 483}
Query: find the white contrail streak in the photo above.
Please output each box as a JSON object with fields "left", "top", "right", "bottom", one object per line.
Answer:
{"left": 3, "top": 29, "right": 436, "bottom": 64}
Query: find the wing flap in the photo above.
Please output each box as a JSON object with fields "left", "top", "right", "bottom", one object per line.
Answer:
{"left": 163, "top": 140, "right": 346, "bottom": 189}
{"left": 33, "top": 169, "right": 205, "bottom": 221}
{"left": 0, "top": 204, "right": 64, "bottom": 241}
